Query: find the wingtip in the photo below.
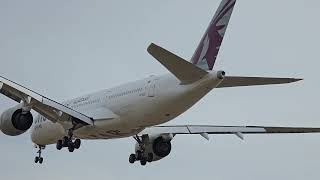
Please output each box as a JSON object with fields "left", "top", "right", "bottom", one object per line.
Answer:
{"left": 291, "top": 78, "right": 303, "bottom": 82}
{"left": 147, "top": 43, "right": 157, "bottom": 53}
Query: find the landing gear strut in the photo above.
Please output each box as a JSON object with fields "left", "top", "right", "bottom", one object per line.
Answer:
{"left": 34, "top": 145, "right": 45, "bottom": 164}
{"left": 56, "top": 128, "right": 81, "bottom": 152}
{"left": 129, "top": 135, "right": 153, "bottom": 166}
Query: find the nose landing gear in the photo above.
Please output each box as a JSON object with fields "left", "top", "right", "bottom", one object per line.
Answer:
{"left": 34, "top": 145, "right": 45, "bottom": 164}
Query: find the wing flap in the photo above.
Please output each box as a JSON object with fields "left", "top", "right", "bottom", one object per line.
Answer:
{"left": 82, "top": 107, "right": 118, "bottom": 121}
{"left": 217, "top": 76, "right": 302, "bottom": 88}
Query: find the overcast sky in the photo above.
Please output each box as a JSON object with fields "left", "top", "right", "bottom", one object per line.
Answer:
{"left": 0, "top": 0, "right": 320, "bottom": 179}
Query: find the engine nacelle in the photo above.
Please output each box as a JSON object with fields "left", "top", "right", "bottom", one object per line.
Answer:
{"left": 0, "top": 105, "right": 33, "bottom": 136}
{"left": 135, "top": 134, "right": 173, "bottom": 162}
{"left": 152, "top": 136, "right": 172, "bottom": 159}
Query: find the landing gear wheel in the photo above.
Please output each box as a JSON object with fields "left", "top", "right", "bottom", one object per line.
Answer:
{"left": 34, "top": 145, "right": 45, "bottom": 164}
{"left": 136, "top": 151, "right": 143, "bottom": 160}
{"left": 34, "top": 156, "right": 39, "bottom": 163}
{"left": 74, "top": 139, "right": 81, "bottom": 149}
{"left": 147, "top": 153, "right": 153, "bottom": 163}
{"left": 56, "top": 140, "right": 63, "bottom": 150}
{"left": 140, "top": 159, "right": 147, "bottom": 166}
{"left": 129, "top": 154, "right": 136, "bottom": 164}
{"left": 63, "top": 136, "right": 69, "bottom": 147}
{"left": 68, "top": 142, "right": 75, "bottom": 152}
{"left": 39, "top": 157, "right": 44, "bottom": 164}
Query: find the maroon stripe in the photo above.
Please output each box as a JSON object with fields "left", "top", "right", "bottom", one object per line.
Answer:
{"left": 213, "top": 1, "right": 236, "bottom": 25}
{"left": 215, "top": 0, "right": 234, "bottom": 21}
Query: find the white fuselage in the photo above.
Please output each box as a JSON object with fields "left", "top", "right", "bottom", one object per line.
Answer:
{"left": 31, "top": 72, "right": 222, "bottom": 146}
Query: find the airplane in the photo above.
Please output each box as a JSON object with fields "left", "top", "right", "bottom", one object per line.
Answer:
{"left": 1, "top": 0, "right": 319, "bottom": 166}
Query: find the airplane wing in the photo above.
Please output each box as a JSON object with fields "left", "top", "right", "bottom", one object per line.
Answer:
{"left": 0, "top": 76, "right": 93, "bottom": 125}
{"left": 140, "top": 125, "right": 320, "bottom": 140}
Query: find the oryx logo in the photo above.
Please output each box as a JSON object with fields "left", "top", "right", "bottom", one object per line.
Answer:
{"left": 197, "top": 34, "right": 210, "bottom": 69}
{"left": 191, "top": 0, "right": 236, "bottom": 70}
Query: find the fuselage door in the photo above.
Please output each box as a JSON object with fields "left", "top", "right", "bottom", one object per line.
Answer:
{"left": 147, "top": 80, "right": 156, "bottom": 97}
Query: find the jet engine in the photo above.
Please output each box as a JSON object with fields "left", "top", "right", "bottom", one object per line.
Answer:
{"left": 0, "top": 105, "right": 33, "bottom": 136}
{"left": 150, "top": 136, "right": 172, "bottom": 160}
{"left": 130, "top": 134, "right": 173, "bottom": 165}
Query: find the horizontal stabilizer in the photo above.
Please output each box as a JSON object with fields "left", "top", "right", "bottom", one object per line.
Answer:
{"left": 148, "top": 43, "right": 208, "bottom": 84}
{"left": 217, "top": 76, "right": 302, "bottom": 88}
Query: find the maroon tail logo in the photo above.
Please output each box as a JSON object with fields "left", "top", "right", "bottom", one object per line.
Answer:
{"left": 191, "top": 0, "right": 236, "bottom": 70}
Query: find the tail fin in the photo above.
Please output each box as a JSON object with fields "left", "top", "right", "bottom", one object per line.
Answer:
{"left": 191, "top": 0, "right": 236, "bottom": 70}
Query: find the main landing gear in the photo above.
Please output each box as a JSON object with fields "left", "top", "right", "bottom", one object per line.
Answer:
{"left": 56, "top": 128, "right": 81, "bottom": 152}
{"left": 129, "top": 152, "right": 153, "bottom": 166}
{"left": 129, "top": 135, "right": 153, "bottom": 166}
{"left": 34, "top": 145, "right": 45, "bottom": 164}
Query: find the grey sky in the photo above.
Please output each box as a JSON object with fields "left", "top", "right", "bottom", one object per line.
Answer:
{"left": 0, "top": 0, "right": 319, "bottom": 179}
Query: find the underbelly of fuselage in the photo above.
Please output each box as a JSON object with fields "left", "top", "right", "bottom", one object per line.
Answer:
{"left": 31, "top": 121, "right": 145, "bottom": 146}
{"left": 31, "top": 73, "right": 222, "bottom": 146}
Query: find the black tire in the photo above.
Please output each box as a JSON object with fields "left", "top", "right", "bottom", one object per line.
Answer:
{"left": 56, "top": 140, "right": 63, "bottom": 150}
{"left": 136, "top": 151, "right": 143, "bottom": 160}
{"left": 34, "top": 156, "right": 39, "bottom": 163}
{"left": 129, "top": 154, "right": 136, "bottom": 164}
{"left": 68, "top": 146, "right": 75, "bottom": 152}
{"left": 74, "top": 139, "right": 81, "bottom": 149}
{"left": 39, "top": 157, "right": 43, "bottom": 164}
{"left": 147, "top": 153, "right": 153, "bottom": 162}
{"left": 63, "top": 136, "right": 69, "bottom": 147}
{"left": 68, "top": 142, "right": 75, "bottom": 152}
{"left": 140, "top": 159, "right": 147, "bottom": 166}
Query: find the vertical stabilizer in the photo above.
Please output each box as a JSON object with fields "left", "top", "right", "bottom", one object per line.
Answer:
{"left": 191, "top": 0, "right": 236, "bottom": 70}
